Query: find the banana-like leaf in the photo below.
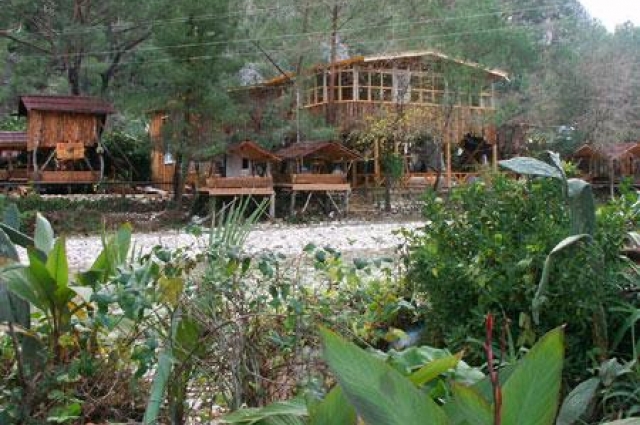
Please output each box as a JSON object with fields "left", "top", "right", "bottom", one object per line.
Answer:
{"left": 221, "top": 398, "right": 307, "bottom": 424}
{"left": 567, "top": 179, "right": 596, "bottom": 236}
{"left": 34, "top": 213, "right": 54, "bottom": 255}
{"left": 501, "top": 327, "right": 564, "bottom": 425}
{"left": 0, "top": 228, "right": 28, "bottom": 326}
{"left": 499, "top": 157, "right": 564, "bottom": 180}
{"left": 555, "top": 378, "right": 600, "bottom": 425}
{"left": 532, "top": 234, "right": 591, "bottom": 324}
{"left": 321, "top": 327, "right": 448, "bottom": 425}
{"left": 409, "top": 351, "right": 462, "bottom": 386}
{"left": 2, "top": 202, "right": 21, "bottom": 231}
{"left": 309, "top": 386, "right": 357, "bottom": 425}
{"left": 143, "top": 349, "right": 174, "bottom": 425}
{"left": 545, "top": 151, "right": 567, "bottom": 181}
{"left": 449, "top": 382, "right": 492, "bottom": 425}
{"left": 0, "top": 223, "right": 37, "bottom": 254}
{"left": 46, "top": 237, "right": 68, "bottom": 288}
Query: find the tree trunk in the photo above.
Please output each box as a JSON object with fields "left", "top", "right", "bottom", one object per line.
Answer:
{"left": 326, "top": 3, "right": 339, "bottom": 125}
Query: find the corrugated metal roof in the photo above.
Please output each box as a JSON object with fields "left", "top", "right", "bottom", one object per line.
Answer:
{"left": 275, "top": 141, "right": 361, "bottom": 161}
{"left": 0, "top": 131, "right": 27, "bottom": 150}
{"left": 18, "top": 95, "right": 115, "bottom": 115}
{"left": 227, "top": 140, "right": 281, "bottom": 162}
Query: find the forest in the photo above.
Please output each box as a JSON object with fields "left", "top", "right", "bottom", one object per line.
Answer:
{"left": 0, "top": 1, "right": 640, "bottom": 424}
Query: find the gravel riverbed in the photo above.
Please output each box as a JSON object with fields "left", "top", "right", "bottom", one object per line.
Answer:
{"left": 20, "top": 221, "right": 425, "bottom": 270}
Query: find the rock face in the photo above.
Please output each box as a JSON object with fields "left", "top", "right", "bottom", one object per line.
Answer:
{"left": 19, "top": 221, "right": 424, "bottom": 271}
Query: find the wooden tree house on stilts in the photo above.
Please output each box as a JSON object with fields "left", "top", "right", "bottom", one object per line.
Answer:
{"left": 273, "top": 141, "right": 361, "bottom": 216}
{"left": 18, "top": 95, "right": 114, "bottom": 187}
{"left": 199, "top": 140, "right": 280, "bottom": 218}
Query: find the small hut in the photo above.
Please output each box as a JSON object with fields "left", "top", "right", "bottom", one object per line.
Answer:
{"left": 18, "top": 95, "right": 115, "bottom": 184}
{"left": 200, "top": 141, "right": 280, "bottom": 217}
{"left": 274, "top": 141, "right": 361, "bottom": 215}
{"left": 573, "top": 143, "right": 640, "bottom": 184}
{"left": 0, "top": 131, "right": 28, "bottom": 182}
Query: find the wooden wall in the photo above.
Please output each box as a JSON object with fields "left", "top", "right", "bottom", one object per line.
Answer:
{"left": 27, "top": 111, "right": 100, "bottom": 150}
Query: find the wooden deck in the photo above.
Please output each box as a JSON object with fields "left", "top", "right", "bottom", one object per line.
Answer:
{"left": 39, "top": 170, "right": 101, "bottom": 183}
{"left": 199, "top": 176, "right": 276, "bottom": 217}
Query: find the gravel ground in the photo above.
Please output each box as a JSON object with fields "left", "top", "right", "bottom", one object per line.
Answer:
{"left": 20, "top": 220, "right": 425, "bottom": 271}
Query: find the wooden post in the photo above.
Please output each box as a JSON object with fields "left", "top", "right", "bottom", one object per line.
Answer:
{"left": 289, "top": 190, "right": 297, "bottom": 215}
{"left": 269, "top": 193, "right": 276, "bottom": 218}
{"left": 492, "top": 142, "right": 498, "bottom": 172}
{"left": 445, "top": 134, "right": 452, "bottom": 190}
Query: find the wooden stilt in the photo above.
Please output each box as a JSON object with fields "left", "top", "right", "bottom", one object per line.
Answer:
{"left": 290, "top": 191, "right": 297, "bottom": 215}
{"left": 302, "top": 192, "right": 313, "bottom": 214}
{"left": 269, "top": 193, "right": 276, "bottom": 218}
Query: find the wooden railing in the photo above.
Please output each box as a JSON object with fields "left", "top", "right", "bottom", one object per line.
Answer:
{"left": 205, "top": 176, "right": 273, "bottom": 189}
{"left": 40, "top": 171, "right": 100, "bottom": 183}
{"left": 284, "top": 173, "right": 347, "bottom": 185}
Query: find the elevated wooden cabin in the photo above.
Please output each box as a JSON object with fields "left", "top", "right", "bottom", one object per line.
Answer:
{"left": 18, "top": 95, "right": 114, "bottom": 184}
{"left": 244, "top": 50, "right": 507, "bottom": 188}
{"left": 0, "top": 131, "right": 28, "bottom": 182}
{"left": 200, "top": 140, "right": 280, "bottom": 217}
{"left": 573, "top": 143, "right": 640, "bottom": 186}
{"left": 274, "top": 141, "right": 361, "bottom": 215}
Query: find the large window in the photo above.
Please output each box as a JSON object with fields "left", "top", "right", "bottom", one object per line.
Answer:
{"left": 358, "top": 69, "right": 393, "bottom": 102}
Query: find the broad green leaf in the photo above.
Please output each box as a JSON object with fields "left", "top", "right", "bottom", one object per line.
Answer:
{"left": 34, "top": 213, "right": 54, "bottom": 255}
{"left": 144, "top": 350, "right": 174, "bottom": 424}
{"left": 46, "top": 237, "right": 69, "bottom": 288}
{"left": 173, "top": 317, "right": 201, "bottom": 363}
{"left": 2, "top": 202, "right": 21, "bottom": 231}
{"left": 0, "top": 228, "right": 19, "bottom": 265}
{"left": 309, "top": 386, "right": 357, "bottom": 425}
{"left": 501, "top": 327, "right": 564, "bottom": 425}
{"left": 532, "top": 235, "right": 591, "bottom": 324}
{"left": 545, "top": 151, "right": 566, "bottom": 181}
{"left": 409, "top": 351, "right": 462, "bottom": 386}
{"left": 321, "top": 327, "right": 448, "bottom": 425}
{"left": 499, "top": 157, "right": 564, "bottom": 180}
{"left": 0, "top": 222, "right": 35, "bottom": 251}
{"left": 5, "top": 266, "right": 47, "bottom": 312}
{"left": 567, "top": 179, "right": 595, "bottom": 236}
{"left": 158, "top": 277, "right": 184, "bottom": 307}
{"left": 0, "top": 228, "right": 29, "bottom": 326}
{"left": 450, "top": 382, "right": 493, "bottom": 425}
{"left": 25, "top": 248, "right": 57, "bottom": 304}
{"left": 555, "top": 378, "right": 600, "bottom": 425}
{"left": 221, "top": 398, "right": 307, "bottom": 424}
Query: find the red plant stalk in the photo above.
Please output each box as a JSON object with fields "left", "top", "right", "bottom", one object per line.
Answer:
{"left": 484, "top": 313, "right": 502, "bottom": 425}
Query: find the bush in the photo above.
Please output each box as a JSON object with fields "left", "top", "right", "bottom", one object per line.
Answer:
{"left": 406, "top": 174, "right": 632, "bottom": 381}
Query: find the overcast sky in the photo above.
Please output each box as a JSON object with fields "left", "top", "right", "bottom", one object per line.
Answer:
{"left": 579, "top": 0, "right": 640, "bottom": 31}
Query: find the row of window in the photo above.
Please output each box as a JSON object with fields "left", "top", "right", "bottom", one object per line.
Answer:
{"left": 303, "top": 69, "right": 495, "bottom": 108}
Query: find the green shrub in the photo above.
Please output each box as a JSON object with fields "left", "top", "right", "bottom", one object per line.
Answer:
{"left": 406, "top": 174, "right": 631, "bottom": 381}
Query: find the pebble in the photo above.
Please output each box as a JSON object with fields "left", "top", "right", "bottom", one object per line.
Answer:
{"left": 17, "top": 221, "right": 425, "bottom": 271}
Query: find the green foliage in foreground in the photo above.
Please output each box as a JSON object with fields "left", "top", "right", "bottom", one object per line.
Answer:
{"left": 225, "top": 325, "right": 567, "bottom": 425}
{"left": 406, "top": 167, "right": 637, "bottom": 381}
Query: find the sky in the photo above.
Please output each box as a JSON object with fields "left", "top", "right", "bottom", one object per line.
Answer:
{"left": 579, "top": 0, "right": 640, "bottom": 31}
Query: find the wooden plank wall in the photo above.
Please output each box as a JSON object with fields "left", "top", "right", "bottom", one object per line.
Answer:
{"left": 27, "top": 111, "right": 99, "bottom": 150}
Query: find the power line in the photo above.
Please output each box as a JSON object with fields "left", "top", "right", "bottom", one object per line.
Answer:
{"left": 10, "top": 2, "right": 577, "bottom": 60}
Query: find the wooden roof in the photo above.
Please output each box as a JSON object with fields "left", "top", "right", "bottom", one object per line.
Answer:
{"left": 275, "top": 141, "right": 361, "bottom": 161}
{"left": 226, "top": 140, "right": 280, "bottom": 162}
{"left": 574, "top": 143, "right": 640, "bottom": 160}
{"left": 250, "top": 49, "right": 508, "bottom": 89}
{"left": 0, "top": 131, "right": 27, "bottom": 150}
{"left": 18, "top": 95, "right": 115, "bottom": 116}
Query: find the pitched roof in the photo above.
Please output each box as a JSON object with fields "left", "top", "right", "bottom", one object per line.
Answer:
{"left": 0, "top": 131, "right": 27, "bottom": 150}
{"left": 574, "top": 143, "right": 640, "bottom": 160}
{"left": 18, "top": 95, "right": 115, "bottom": 116}
{"left": 227, "top": 140, "right": 280, "bottom": 162}
{"left": 275, "top": 141, "right": 361, "bottom": 161}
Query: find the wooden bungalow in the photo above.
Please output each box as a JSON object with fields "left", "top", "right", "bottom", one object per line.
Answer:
{"left": 199, "top": 140, "right": 280, "bottom": 217}
{"left": 0, "top": 131, "right": 28, "bottom": 182}
{"left": 274, "top": 141, "right": 361, "bottom": 215}
{"left": 573, "top": 143, "right": 640, "bottom": 188}
{"left": 243, "top": 50, "right": 507, "bottom": 189}
{"left": 18, "top": 95, "right": 114, "bottom": 184}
